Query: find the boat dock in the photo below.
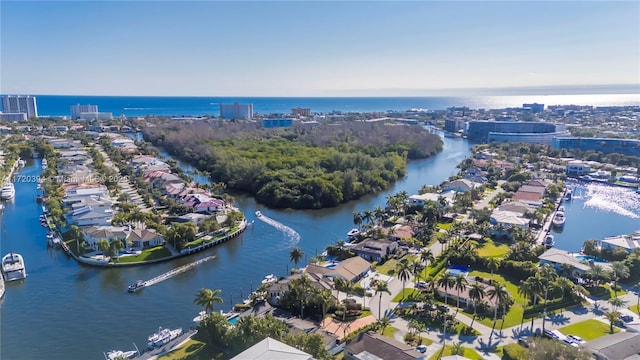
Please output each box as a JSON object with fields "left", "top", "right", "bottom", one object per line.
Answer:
{"left": 135, "top": 329, "right": 197, "bottom": 360}
{"left": 130, "top": 255, "right": 215, "bottom": 291}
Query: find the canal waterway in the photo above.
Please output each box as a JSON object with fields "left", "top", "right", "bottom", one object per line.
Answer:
{"left": 1, "top": 133, "right": 636, "bottom": 359}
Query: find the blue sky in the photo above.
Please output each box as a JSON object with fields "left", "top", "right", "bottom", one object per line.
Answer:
{"left": 1, "top": 1, "right": 639, "bottom": 96}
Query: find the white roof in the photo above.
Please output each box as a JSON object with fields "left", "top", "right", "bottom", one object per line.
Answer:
{"left": 490, "top": 210, "right": 529, "bottom": 226}
{"left": 602, "top": 235, "right": 640, "bottom": 250}
{"left": 538, "top": 248, "right": 591, "bottom": 271}
{"left": 230, "top": 337, "right": 312, "bottom": 360}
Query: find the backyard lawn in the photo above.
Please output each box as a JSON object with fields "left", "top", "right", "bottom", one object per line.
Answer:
{"left": 158, "top": 339, "right": 219, "bottom": 360}
{"left": 559, "top": 319, "right": 618, "bottom": 340}
{"left": 375, "top": 259, "right": 400, "bottom": 276}
{"left": 473, "top": 239, "right": 509, "bottom": 258}
{"left": 463, "top": 270, "right": 525, "bottom": 329}
{"left": 428, "top": 345, "right": 483, "bottom": 360}
{"left": 116, "top": 246, "right": 172, "bottom": 263}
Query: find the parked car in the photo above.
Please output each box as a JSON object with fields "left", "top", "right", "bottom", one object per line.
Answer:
{"left": 543, "top": 329, "right": 555, "bottom": 339}
{"left": 438, "top": 304, "right": 450, "bottom": 312}
{"left": 621, "top": 314, "right": 634, "bottom": 323}
{"left": 416, "top": 281, "right": 428, "bottom": 289}
{"left": 563, "top": 338, "right": 579, "bottom": 348}
{"left": 416, "top": 345, "right": 427, "bottom": 353}
{"left": 567, "top": 334, "right": 586, "bottom": 345}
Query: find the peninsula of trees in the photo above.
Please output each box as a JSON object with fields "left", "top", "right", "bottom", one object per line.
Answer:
{"left": 143, "top": 121, "right": 442, "bottom": 209}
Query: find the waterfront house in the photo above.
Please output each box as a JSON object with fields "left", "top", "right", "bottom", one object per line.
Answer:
{"left": 352, "top": 239, "right": 397, "bottom": 262}
{"left": 538, "top": 248, "right": 591, "bottom": 277}
{"left": 267, "top": 273, "right": 334, "bottom": 306}
{"left": 490, "top": 210, "right": 530, "bottom": 230}
{"left": 230, "top": 337, "right": 313, "bottom": 360}
{"left": 601, "top": 232, "right": 640, "bottom": 254}
{"left": 127, "top": 228, "right": 163, "bottom": 248}
{"left": 495, "top": 200, "right": 534, "bottom": 216}
{"left": 442, "top": 179, "right": 479, "bottom": 192}
{"left": 344, "top": 332, "right": 426, "bottom": 360}
{"left": 83, "top": 226, "right": 128, "bottom": 249}
{"left": 385, "top": 224, "right": 415, "bottom": 242}
{"left": 49, "top": 139, "right": 82, "bottom": 149}
{"left": 306, "top": 256, "right": 371, "bottom": 283}
{"left": 408, "top": 190, "right": 455, "bottom": 208}
{"left": 68, "top": 205, "right": 114, "bottom": 227}
{"left": 512, "top": 184, "right": 547, "bottom": 207}
{"left": 145, "top": 171, "right": 183, "bottom": 190}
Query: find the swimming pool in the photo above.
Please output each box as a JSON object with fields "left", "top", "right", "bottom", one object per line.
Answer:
{"left": 575, "top": 255, "right": 607, "bottom": 262}
{"left": 227, "top": 315, "right": 239, "bottom": 325}
{"left": 446, "top": 266, "right": 471, "bottom": 277}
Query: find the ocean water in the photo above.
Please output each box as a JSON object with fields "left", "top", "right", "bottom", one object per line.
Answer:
{"left": 30, "top": 94, "right": 640, "bottom": 117}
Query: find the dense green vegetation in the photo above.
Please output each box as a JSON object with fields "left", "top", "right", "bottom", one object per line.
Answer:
{"left": 143, "top": 122, "right": 441, "bottom": 209}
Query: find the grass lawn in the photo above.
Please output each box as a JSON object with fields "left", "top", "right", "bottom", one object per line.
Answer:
{"left": 604, "top": 284, "right": 627, "bottom": 298}
{"left": 437, "top": 222, "right": 452, "bottom": 231}
{"left": 428, "top": 345, "right": 483, "bottom": 360}
{"left": 559, "top": 319, "right": 617, "bottom": 341}
{"left": 630, "top": 304, "right": 640, "bottom": 314}
{"left": 473, "top": 239, "right": 509, "bottom": 258}
{"left": 589, "top": 284, "right": 628, "bottom": 300}
{"left": 392, "top": 288, "right": 421, "bottom": 302}
{"left": 116, "top": 246, "right": 172, "bottom": 263}
{"left": 382, "top": 326, "right": 399, "bottom": 338}
{"left": 376, "top": 259, "right": 400, "bottom": 276}
{"left": 464, "top": 270, "right": 525, "bottom": 329}
{"left": 158, "top": 339, "right": 219, "bottom": 360}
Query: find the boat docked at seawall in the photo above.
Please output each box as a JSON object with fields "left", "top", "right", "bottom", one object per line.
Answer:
{"left": 1, "top": 183, "right": 15, "bottom": 200}
{"left": 147, "top": 327, "right": 183, "bottom": 349}
{"left": 544, "top": 234, "right": 555, "bottom": 249}
{"left": 104, "top": 344, "right": 139, "bottom": 360}
{"left": 347, "top": 228, "right": 361, "bottom": 240}
{"left": 193, "top": 310, "right": 208, "bottom": 324}
{"left": 2, "top": 253, "right": 26, "bottom": 282}
{"left": 262, "top": 273, "right": 277, "bottom": 284}
{"left": 552, "top": 211, "right": 566, "bottom": 228}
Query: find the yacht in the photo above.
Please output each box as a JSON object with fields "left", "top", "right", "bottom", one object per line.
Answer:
{"left": 544, "top": 234, "right": 555, "bottom": 249}
{"left": 2, "top": 253, "right": 26, "bottom": 281}
{"left": 128, "top": 280, "right": 146, "bottom": 293}
{"left": 563, "top": 189, "right": 573, "bottom": 201}
{"left": 147, "top": 327, "right": 182, "bottom": 348}
{"left": 1, "top": 183, "right": 15, "bottom": 200}
{"left": 261, "top": 273, "right": 277, "bottom": 284}
{"left": 255, "top": 211, "right": 262, "bottom": 217}
{"left": 558, "top": 206, "right": 565, "bottom": 212}
{"left": 193, "top": 310, "right": 208, "bottom": 323}
{"left": 347, "top": 228, "right": 361, "bottom": 240}
{"left": 552, "top": 211, "right": 566, "bottom": 228}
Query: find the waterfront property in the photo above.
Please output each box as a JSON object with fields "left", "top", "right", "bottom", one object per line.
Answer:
{"left": 351, "top": 239, "right": 398, "bottom": 262}
{"left": 230, "top": 337, "right": 313, "bottom": 360}
{"left": 538, "top": 248, "right": 592, "bottom": 277}
{"left": 600, "top": 231, "right": 640, "bottom": 254}
{"left": 344, "top": 331, "right": 425, "bottom": 360}
{"left": 305, "top": 256, "right": 372, "bottom": 283}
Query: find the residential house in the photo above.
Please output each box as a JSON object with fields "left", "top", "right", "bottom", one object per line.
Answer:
{"left": 538, "top": 248, "right": 591, "bottom": 277}
{"left": 442, "top": 179, "right": 479, "bottom": 192}
{"left": 584, "top": 331, "right": 640, "bottom": 360}
{"left": 386, "top": 224, "right": 414, "bottom": 242}
{"left": 352, "top": 239, "right": 397, "bottom": 262}
{"left": 435, "top": 280, "right": 498, "bottom": 310}
{"left": 267, "top": 273, "right": 334, "bottom": 306}
{"left": 601, "top": 232, "right": 640, "bottom": 254}
{"left": 145, "top": 171, "right": 183, "bottom": 190}
{"left": 230, "top": 337, "right": 313, "bottom": 360}
{"left": 495, "top": 200, "right": 534, "bottom": 216}
{"left": 512, "top": 184, "right": 547, "bottom": 207}
{"left": 566, "top": 160, "right": 592, "bottom": 176}
{"left": 344, "top": 332, "right": 426, "bottom": 360}
{"left": 306, "top": 256, "right": 371, "bottom": 283}
{"left": 83, "top": 226, "right": 128, "bottom": 249}
{"left": 68, "top": 205, "right": 114, "bottom": 226}
{"left": 408, "top": 190, "right": 455, "bottom": 208}
{"left": 127, "top": 228, "right": 163, "bottom": 248}
{"left": 490, "top": 210, "right": 530, "bottom": 230}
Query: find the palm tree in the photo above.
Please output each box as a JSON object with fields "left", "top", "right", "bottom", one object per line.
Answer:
{"left": 450, "top": 342, "right": 465, "bottom": 356}
{"left": 487, "top": 283, "right": 510, "bottom": 327}
{"left": 362, "top": 210, "right": 374, "bottom": 227}
{"left": 109, "top": 239, "right": 124, "bottom": 261}
{"left": 316, "top": 289, "right": 333, "bottom": 320}
{"left": 468, "top": 283, "right": 486, "bottom": 326}
{"left": 352, "top": 211, "right": 363, "bottom": 229}
{"left": 487, "top": 258, "right": 500, "bottom": 279}
{"left": 454, "top": 273, "right": 468, "bottom": 312}
{"left": 420, "top": 248, "right": 435, "bottom": 269}
{"left": 437, "top": 272, "right": 455, "bottom": 305}
{"left": 333, "top": 277, "right": 346, "bottom": 302}
{"left": 518, "top": 278, "right": 536, "bottom": 307}
{"left": 194, "top": 288, "right": 223, "bottom": 314}
{"left": 604, "top": 311, "right": 620, "bottom": 333}
{"left": 96, "top": 239, "right": 110, "bottom": 255}
{"left": 377, "top": 316, "right": 391, "bottom": 334}
{"left": 410, "top": 259, "right": 424, "bottom": 285}
{"left": 609, "top": 297, "right": 626, "bottom": 312}
{"left": 373, "top": 206, "right": 386, "bottom": 226}
{"left": 610, "top": 261, "right": 630, "bottom": 298}
{"left": 587, "top": 264, "right": 608, "bottom": 287}
{"left": 396, "top": 261, "right": 412, "bottom": 300}
{"left": 374, "top": 281, "right": 391, "bottom": 319}
{"left": 289, "top": 247, "right": 304, "bottom": 268}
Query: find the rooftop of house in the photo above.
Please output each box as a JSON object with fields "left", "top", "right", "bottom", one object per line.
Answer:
{"left": 538, "top": 248, "right": 591, "bottom": 272}
{"left": 490, "top": 210, "right": 529, "bottom": 226}
{"left": 352, "top": 239, "right": 396, "bottom": 254}
{"left": 230, "top": 337, "right": 313, "bottom": 360}
{"left": 495, "top": 200, "right": 535, "bottom": 215}
{"left": 333, "top": 256, "right": 371, "bottom": 281}
{"left": 585, "top": 331, "right": 640, "bottom": 360}
{"left": 602, "top": 234, "right": 640, "bottom": 250}
{"left": 346, "top": 331, "right": 425, "bottom": 360}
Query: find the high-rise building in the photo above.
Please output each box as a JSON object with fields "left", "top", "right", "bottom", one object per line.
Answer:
{"left": 1, "top": 95, "right": 38, "bottom": 118}
{"left": 70, "top": 104, "right": 98, "bottom": 119}
{"left": 220, "top": 102, "right": 253, "bottom": 120}
{"left": 291, "top": 108, "right": 311, "bottom": 116}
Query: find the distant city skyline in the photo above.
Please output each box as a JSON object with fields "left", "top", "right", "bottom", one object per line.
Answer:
{"left": 1, "top": 1, "right": 638, "bottom": 96}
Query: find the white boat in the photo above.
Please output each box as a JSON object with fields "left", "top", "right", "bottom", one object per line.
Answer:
{"left": 558, "top": 206, "right": 565, "bottom": 212}
{"left": 564, "top": 189, "right": 573, "bottom": 201}
{"left": 18, "top": 159, "right": 26, "bottom": 167}
{"left": 104, "top": 345, "right": 139, "bottom": 360}
{"left": 1, "top": 183, "right": 15, "bottom": 200}
{"left": 552, "top": 211, "right": 566, "bottom": 227}
{"left": 347, "top": 228, "right": 361, "bottom": 239}
{"left": 262, "top": 273, "right": 277, "bottom": 284}
{"left": 255, "top": 211, "right": 262, "bottom": 217}
{"left": 544, "top": 234, "right": 555, "bottom": 248}
{"left": 2, "top": 253, "right": 26, "bottom": 282}
{"left": 193, "top": 310, "right": 208, "bottom": 323}
{"left": 128, "top": 280, "right": 146, "bottom": 293}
